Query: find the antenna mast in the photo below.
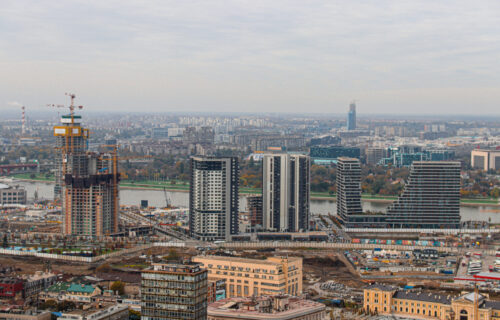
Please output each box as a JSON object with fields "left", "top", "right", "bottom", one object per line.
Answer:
{"left": 21, "top": 106, "right": 26, "bottom": 135}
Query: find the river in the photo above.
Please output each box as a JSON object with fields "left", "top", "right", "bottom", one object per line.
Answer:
{"left": 14, "top": 180, "right": 500, "bottom": 223}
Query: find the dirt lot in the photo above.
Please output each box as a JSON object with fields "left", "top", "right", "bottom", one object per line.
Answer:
{"left": 0, "top": 256, "right": 93, "bottom": 275}
{"left": 303, "top": 254, "right": 362, "bottom": 288}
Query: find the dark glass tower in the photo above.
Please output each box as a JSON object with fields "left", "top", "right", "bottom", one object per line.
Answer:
{"left": 385, "top": 161, "right": 461, "bottom": 228}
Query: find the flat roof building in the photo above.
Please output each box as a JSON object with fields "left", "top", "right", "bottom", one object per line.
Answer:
{"left": 0, "top": 184, "right": 27, "bottom": 205}
{"left": 58, "top": 303, "right": 128, "bottom": 320}
{"left": 193, "top": 255, "right": 302, "bottom": 298}
{"left": 189, "top": 156, "right": 239, "bottom": 241}
{"left": 471, "top": 149, "right": 500, "bottom": 171}
{"left": 262, "top": 153, "right": 310, "bottom": 232}
{"left": 141, "top": 262, "right": 208, "bottom": 320}
{"left": 0, "top": 277, "right": 24, "bottom": 298}
{"left": 22, "top": 271, "right": 58, "bottom": 299}
{"left": 337, "top": 157, "right": 363, "bottom": 226}
{"left": 207, "top": 295, "right": 327, "bottom": 320}
{"left": 0, "top": 309, "right": 51, "bottom": 320}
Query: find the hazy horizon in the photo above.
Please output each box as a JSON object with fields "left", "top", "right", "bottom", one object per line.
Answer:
{"left": 1, "top": 0, "right": 499, "bottom": 115}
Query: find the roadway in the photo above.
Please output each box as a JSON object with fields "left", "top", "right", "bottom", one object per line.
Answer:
{"left": 120, "top": 211, "right": 192, "bottom": 240}
{"left": 219, "top": 241, "right": 462, "bottom": 253}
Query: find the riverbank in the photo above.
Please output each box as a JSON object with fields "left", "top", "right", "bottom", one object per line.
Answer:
{"left": 7, "top": 176, "right": 500, "bottom": 206}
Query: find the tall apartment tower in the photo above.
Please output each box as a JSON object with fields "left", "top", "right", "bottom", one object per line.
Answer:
{"left": 471, "top": 149, "right": 500, "bottom": 171}
{"left": 53, "top": 96, "right": 119, "bottom": 237}
{"left": 141, "top": 262, "right": 208, "bottom": 320}
{"left": 347, "top": 102, "right": 356, "bottom": 131}
{"left": 262, "top": 153, "right": 310, "bottom": 232}
{"left": 337, "top": 157, "right": 363, "bottom": 224}
{"left": 386, "top": 161, "right": 461, "bottom": 228}
{"left": 189, "top": 156, "right": 239, "bottom": 241}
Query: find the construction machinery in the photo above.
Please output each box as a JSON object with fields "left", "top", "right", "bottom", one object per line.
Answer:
{"left": 163, "top": 187, "right": 172, "bottom": 208}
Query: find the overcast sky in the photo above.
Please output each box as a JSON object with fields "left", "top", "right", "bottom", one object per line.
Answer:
{"left": 1, "top": 0, "right": 499, "bottom": 114}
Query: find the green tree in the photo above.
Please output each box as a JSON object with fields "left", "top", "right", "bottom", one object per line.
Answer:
{"left": 40, "top": 299, "right": 58, "bottom": 310}
{"left": 57, "top": 301, "right": 76, "bottom": 311}
{"left": 2, "top": 234, "right": 8, "bottom": 248}
{"left": 129, "top": 310, "right": 141, "bottom": 320}
{"left": 111, "top": 280, "right": 126, "bottom": 295}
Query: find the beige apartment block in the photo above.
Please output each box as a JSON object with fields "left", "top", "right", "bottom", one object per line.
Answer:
{"left": 471, "top": 149, "right": 500, "bottom": 171}
{"left": 193, "top": 255, "right": 302, "bottom": 298}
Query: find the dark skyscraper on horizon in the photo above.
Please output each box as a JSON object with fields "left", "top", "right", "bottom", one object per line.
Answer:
{"left": 385, "top": 161, "right": 461, "bottom": 228}
{"left": 347, "top": 101, "right": 356, "bottom": 131}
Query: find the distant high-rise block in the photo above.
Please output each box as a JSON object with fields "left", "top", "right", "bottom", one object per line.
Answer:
{"left": 54, "top": 113, "right": 119, "bottom": 237}
{"left": 347, "top": 102, "right": 356, "bottom": 131}
{"left": 366, "top": 147, "right": 387, "bottom": 165}
{"left": 386, "top": 161, "right": 461, "bottom": 228}
{"left": 189, "top": 156, "right": 239, "bottom": 241}
{"left": 471, "top": 149, "right": 500, "bottom": 171}
{"left": 336, "top": 157, "right": 363, "bottom": 224}
{"left": 262, "top": 153, "right": 310, "bottom": 232}
{"left": 141, "top": 262, "right": 208, "bottom": 320}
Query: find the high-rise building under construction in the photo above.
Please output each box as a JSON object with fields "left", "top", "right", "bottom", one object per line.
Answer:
{"left": 53, "top": 95, "right": 119, "bottom": 237}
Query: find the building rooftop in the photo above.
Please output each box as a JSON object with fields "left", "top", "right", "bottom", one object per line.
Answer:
{"left": 483, "top": 300, "right": 500, "bottom": 310}
{"left": 46, "top": 282, "right": 71, "bottom": 293}
{"left": 0, "top": 308, "right": 50, "bottom": 316}
{"left": 366, "top": 284, "right": 396, "bottom": 292}
{"left": 208, "top": 295, "right": 325, "bottom": 319}
{"left": 459, "top": 292, "right": 486, "bottom": 303}
{"left": 393, "top": 290, "right": 453, "bottom": 305}
{"left": 23, "top": 271, "right": 56, "bottom": 282}
{"left": 60, "top": 303, "right": 127, "bottom": 318}
{"left": 67, "top": 283, "right": 97, "bottom": 294}
{"left": 143, "top": 261, "right": 205, "bottom": 274}
{"left": 0, "top": 277, "right": 23, "bottom": 285}
{"left": 194, "top": 255, "right": 301, "bottom": 266}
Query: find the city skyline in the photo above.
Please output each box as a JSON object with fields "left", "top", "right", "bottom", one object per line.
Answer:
{"left": 1, "top": 0, "right": 499, "bottom": 114}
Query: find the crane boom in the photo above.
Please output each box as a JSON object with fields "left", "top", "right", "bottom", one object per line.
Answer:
{"left": 163, "top": 187, "right": 170, "bottom": 208}
{"left": 47, "top": 92, "right": 83, "bottom": 123}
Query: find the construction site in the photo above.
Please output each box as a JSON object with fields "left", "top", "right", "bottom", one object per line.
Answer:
{"left": 52, "top": 94, "right": 120, "bottom": 237}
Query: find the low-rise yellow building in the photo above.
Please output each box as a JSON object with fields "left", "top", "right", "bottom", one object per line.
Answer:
{"left": 193, "top": 255, "right": 302, "bottom": 298}
{"left": 364, "top": 284, "right": 500, "bottom": 320}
